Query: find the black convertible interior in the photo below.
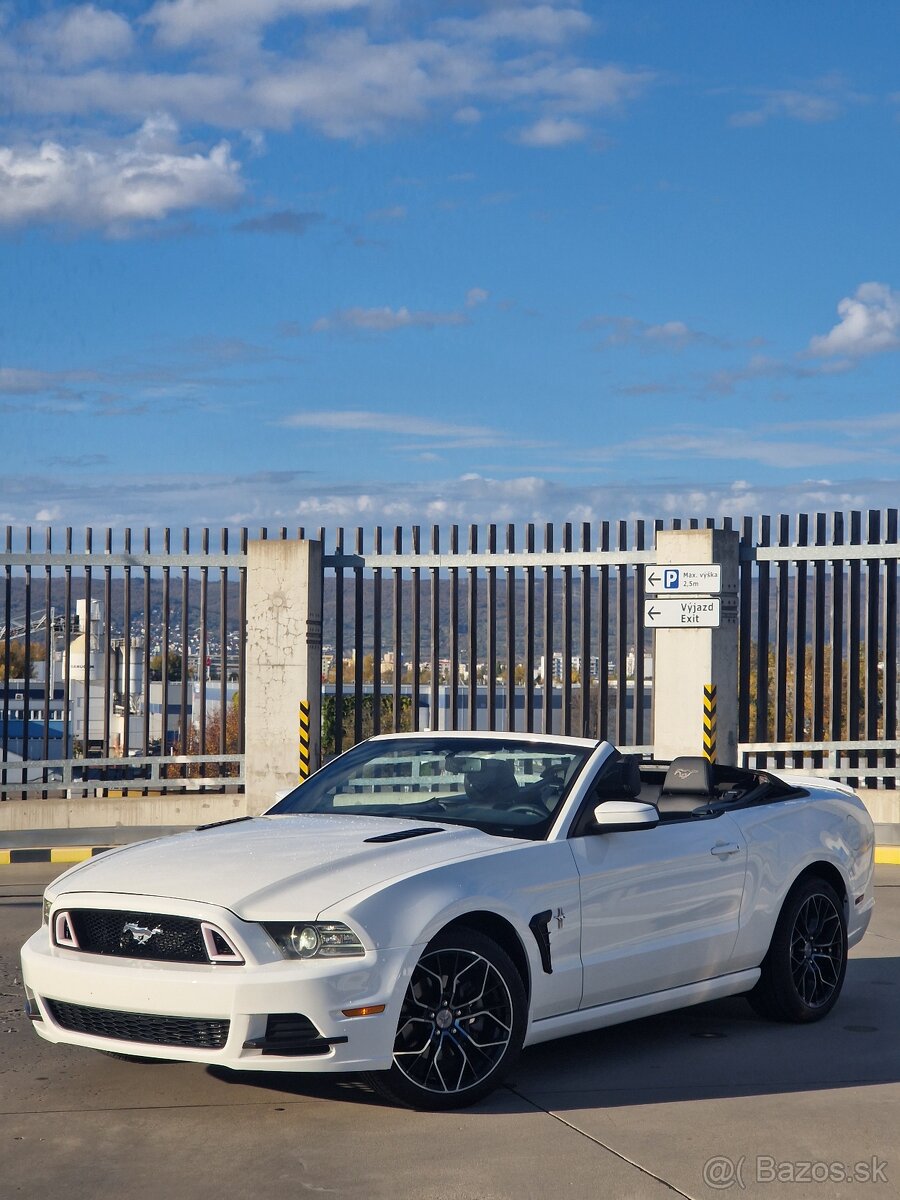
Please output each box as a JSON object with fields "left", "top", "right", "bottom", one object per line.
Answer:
{"left": 593, "top": 751, "right": 808, "bottom": 823}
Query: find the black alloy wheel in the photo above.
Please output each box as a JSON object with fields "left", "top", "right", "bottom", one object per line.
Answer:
{"left": 366, "top": 927, "right": 526, "bottom": 1110}
{"left": 748, "top": 876, "right": 848, "bottom": 1023}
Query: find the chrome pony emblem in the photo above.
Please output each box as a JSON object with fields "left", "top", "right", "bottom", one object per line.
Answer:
{"left": 123, "top": 922, "right": 163, "bottom": 945}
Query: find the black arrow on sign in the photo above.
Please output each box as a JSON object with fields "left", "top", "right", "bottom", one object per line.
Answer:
{"left": 647, "top": 606, "right": 660, "bottom": 621}
{"left": 647, "top": 572, "right": 661, "bottom": 588}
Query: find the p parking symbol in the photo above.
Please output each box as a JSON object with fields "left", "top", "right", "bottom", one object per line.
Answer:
{"left": 663, "top": 568, "right": 680, "bottom": 589}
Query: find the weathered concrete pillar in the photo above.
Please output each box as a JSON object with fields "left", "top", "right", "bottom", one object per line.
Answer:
{"left": 651, "top": 529, "right": 739, "bottom": 765}
{"left": 244, "top": 539, "right": 323, "bottom": 808}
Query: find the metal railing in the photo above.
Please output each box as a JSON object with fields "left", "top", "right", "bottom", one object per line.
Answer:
{"left": 321, "top": 521, "right": 657, "bottom": 757}
{"left": 738, "top": 511, "right": 899, "bottom": 788}
{"left": 1, "top": 526, "right": 247, "bottom": 798}
{"left": 4, "top": 509, "right": 900, "bottom": 799}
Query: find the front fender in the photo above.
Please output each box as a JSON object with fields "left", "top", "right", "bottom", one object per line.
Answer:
{"left": 320, "top": 840, "right": 584, "bottom": 1021}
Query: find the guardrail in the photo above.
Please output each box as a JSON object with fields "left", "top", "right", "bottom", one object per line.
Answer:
{"left": 1, "top": 754, "right": 243, "bottom": 799}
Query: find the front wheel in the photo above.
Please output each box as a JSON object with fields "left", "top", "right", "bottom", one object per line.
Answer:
{"left": 365, "top": 927, "right": 527, "bottom": 1110}
{"left": 748, "top": 877, "right": 847, "bottom": 1023}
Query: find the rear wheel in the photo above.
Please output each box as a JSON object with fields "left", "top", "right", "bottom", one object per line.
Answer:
{"left": 365, "top": 927, "right": 526, "bottom": 1110}
{"left": 748, "top": 877, "right": 847, "bottom": 1023}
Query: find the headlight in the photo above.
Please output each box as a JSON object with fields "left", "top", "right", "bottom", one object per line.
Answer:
{"left": 264, "top": 921, "right": 365, "bottom": 960}
{"left": 42, "top": 895, "right": 52, "bottom": 926}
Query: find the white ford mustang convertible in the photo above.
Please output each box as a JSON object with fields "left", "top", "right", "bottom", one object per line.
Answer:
{"left": 22, "top": 733, "right": 875, "bottom": 1109}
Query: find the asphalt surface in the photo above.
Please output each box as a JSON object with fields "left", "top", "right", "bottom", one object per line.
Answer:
{"left": 1, "top": 864, "right": 898, "bottom": 1200}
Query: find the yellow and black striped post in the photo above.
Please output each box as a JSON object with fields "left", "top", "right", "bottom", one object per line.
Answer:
{"left": 702, "top": 684, "right": 717, "bottom": 763}
{"left": 298, "top": 700, "right": 311, "bottom": 781}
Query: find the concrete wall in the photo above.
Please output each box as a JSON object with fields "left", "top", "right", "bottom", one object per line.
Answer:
{"left": 0, "top": 792, "right": 255, "bottom": 830}
{"left": 243, "top": 538, "right": 323, "bottom": 809}
{"left": 652, "top": 529, "right": 739, "bottom": 764}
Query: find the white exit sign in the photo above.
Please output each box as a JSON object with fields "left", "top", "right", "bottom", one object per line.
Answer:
{"left": 644, "top": 597, "right": 722, "bottom": 628}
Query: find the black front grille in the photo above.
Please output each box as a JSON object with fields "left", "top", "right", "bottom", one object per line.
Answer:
{"left": 45, "top": 998, "right": 229, "bottom": 1049}
{"left": 67, "top": 909, "right": 208, "bottom": 963}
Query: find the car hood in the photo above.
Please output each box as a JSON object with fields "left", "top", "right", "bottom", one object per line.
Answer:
{"left": 49, "top": 815, "right": 512, "bottom": 920}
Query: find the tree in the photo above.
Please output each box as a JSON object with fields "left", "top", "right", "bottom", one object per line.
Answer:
{"left": 321, "top": 695, "right": 412, "bottom": 757}
{"left": 149, "top": 651, "right": 182, "bottom": 681}
{"left": 1, "top": 640, "right": 46, "bottom": 680}
{"left": 166, "top": 694, "right": 241, "bottom": 778}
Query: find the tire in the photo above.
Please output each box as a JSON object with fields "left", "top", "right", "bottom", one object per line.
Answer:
{"left": 748, "top": 877, "right": 847, "bottom": 1023}
{"left": 365, "top": 927, "right": 527, "bottom": 1110}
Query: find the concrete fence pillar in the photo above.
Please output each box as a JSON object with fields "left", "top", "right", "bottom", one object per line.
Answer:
{"left": 244, "top": 539, "right": 323, "bottom": 808}
{"left": 651, "top": 528, "right": 739, "bottom": 765}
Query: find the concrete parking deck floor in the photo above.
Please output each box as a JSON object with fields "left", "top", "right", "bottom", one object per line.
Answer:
{"left": 0, "top": 864, "right": 897, "bottom": 1200}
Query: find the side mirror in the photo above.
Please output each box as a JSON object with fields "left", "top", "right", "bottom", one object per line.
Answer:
{"left": 591, "top": 799, "right": 659, "bottom": 833}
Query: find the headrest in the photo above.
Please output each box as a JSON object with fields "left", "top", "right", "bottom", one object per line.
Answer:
{"left": 464, "top": 758, "right": 519, "bottom": 801}
{"left": 661, "top": 756, "right": 714, "bottom": 796}
{"left": 477, "top": 759, "right": 517, "bottom": 787}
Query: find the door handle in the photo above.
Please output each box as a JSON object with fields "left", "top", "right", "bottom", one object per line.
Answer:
{"left": 710, "top": 842, "right": 741, "bottom": 858}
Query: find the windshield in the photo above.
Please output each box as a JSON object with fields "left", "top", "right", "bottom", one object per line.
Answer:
{"left": 267, "top": 736, "right": 594, "bottom": 840}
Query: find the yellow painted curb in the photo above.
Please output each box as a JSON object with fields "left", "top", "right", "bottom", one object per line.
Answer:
{"left": 0, "top": 846, "right": 109, "bottom": 866}
{"left": 3, "top": 844, "right": 900, "bottom": 866}
{"left": 50, "top": 847, "right": 96, "bottom": 863}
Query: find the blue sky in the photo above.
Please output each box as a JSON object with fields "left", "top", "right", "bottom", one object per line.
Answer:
{"left": 3, "top": 0, "right": 900, "bottom": 532}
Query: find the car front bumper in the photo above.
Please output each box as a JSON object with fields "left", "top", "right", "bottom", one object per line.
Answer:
{"left": 21, "top": 920, "right": 420, "bottom": 1074}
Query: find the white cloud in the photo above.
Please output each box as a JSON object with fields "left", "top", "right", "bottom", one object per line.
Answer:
{"left": 367, "top": 205, "right": 407, "bottom": 222}
{"left": 280, "top": 410, "right": 496, "bottom": 439}
{"left": 593, "top": 428, "right": 882, "bottom": 470}
{"left": 145, "top": 0, "right": 369, "bottom": 51}
{"left": 516, "top": 116, "right": 588, "bottom": 146}
{"left": 645, "top": 321, "right": 693, "bottom": 342}
{"left": 466, "top": 287, "right": 489, "bottom": 307}
{"left": 809, "top": 282, "right": 900, "bottom": 357}
{"left": 6, "top": 467, "right": 890, "bottom": 531}
{"left": 731, "top": 91, "right": 841, "bottom": 128}
{"left": 0, "top": 116, "right": 243, "bottom": 231}
{"left": 706, "top": 353, "right": 853, "bottom": 394}
{"left": 0, "top": 16, "right": 655, "bottom": 142}
{"left": 729, "top": 76, "right": 868, "bottom": 128}
{"left": 28, "top": 5, "right": 134, "bottom": 66}
{"left": 497, "top": 63, "right": 654, "bottom": 112}
{"left": 234, "top": 209, "right": 324, "bottom": 234}
{"left": 584, "top": 314, "right": 716, "bottom": 348}
{"left": 311, "top": 305, "right": 469, "bottom": 332}
{"left": 0, "top": 367, "right": 78, "bottom": 395}
{"left": 437, "top": 6, "right": 592, "bottom": 46}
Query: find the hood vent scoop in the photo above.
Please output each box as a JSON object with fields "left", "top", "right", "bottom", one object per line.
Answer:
{"left": 363, "top": 827, "right": 443, "bottom": 844}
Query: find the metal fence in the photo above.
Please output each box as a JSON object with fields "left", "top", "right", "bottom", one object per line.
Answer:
{"left": 1, "top": 526, "right": 247, "bottom": 797}
{"left": 736, "top": 511, "right": 899, "bottom": 788}
{"left": 322, "top": 521, "right": 656, "bottom": 757}
{"left": 3, "top": 510, "right": 900, "bottom": 799}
